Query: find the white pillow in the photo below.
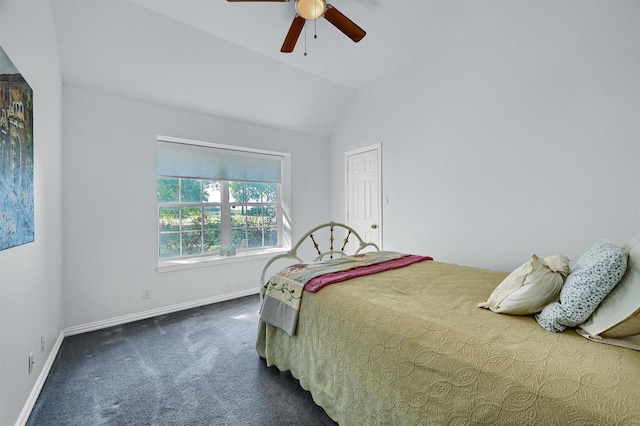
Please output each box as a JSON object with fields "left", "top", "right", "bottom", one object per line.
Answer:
{"left": 478, "top": 254, "right": 570, "bottom": 315}
{"left": 578, "top": 232, "right": 640, "bottom": 339}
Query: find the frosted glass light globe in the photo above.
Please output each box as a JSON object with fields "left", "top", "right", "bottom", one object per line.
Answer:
{"left": 296, "top": 0, "right": 326, "bottom": 20}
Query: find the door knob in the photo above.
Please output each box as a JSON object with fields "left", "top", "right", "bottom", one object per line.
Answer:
{"left": 371, "top": 224, "right": 378, "bottom": 229}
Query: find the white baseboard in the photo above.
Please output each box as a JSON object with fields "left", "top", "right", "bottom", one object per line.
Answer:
{"left": 15, "top": 330, "right": 65, "bottom": 426}
{"left": 63, "top": 288, "right": 260, "bottom": 336}
{"left": 15, "top": 289, "right": 260, "bottom": 426}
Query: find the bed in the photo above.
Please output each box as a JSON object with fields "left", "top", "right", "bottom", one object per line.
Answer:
{"left": 256, "top": 222, "right": 640, "bottom": 425}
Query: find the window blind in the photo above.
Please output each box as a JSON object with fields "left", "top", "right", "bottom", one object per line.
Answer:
{"left": 157, "top": 142, "right": 283, "bottom": 183}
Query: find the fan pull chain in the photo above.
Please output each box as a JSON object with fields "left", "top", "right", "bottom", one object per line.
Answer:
{"left": 304, "top": 21, "right": 307, "bottom": 56}
{"left": 314, "top": 1, "right": 318, "bottom": 39}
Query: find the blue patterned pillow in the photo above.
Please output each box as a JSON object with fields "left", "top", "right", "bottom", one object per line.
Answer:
{"left": 536, "top": 240, "right": 627, "bottom": 332}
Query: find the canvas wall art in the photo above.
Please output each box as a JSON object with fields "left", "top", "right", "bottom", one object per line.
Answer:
{"left": 0, "top": 46, "right": 34, "bottom": 250}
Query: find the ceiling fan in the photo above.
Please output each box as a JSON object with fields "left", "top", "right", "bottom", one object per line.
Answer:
{"left": 227, "top": 0, "right": 366, "bottom": 53}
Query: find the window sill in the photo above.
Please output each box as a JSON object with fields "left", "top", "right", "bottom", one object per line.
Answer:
{"left": 157, "top": 247, "right": 289, "bottom": 273}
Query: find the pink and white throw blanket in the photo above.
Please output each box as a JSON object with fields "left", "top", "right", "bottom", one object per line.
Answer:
{"left": 259, "top": 251, "right": 432, "bottom": 336}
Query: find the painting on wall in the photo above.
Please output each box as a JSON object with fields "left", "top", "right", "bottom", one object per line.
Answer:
{"left": 0, "top": 46, "right": 34, "bottom": 251}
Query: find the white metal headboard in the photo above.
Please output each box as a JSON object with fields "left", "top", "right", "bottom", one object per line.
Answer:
{"left": 260, "top": 221, "right": 380, "bottom": 285}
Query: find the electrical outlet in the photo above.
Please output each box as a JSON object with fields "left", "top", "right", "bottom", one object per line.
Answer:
{"left": 41, "top": 334, "right": 45, "bottom": 353}
{"left": 142, "top": 289, "right": 151, "bottom": 299}
{"left": 28, "top": 352, "right": 34, "bottom": 375}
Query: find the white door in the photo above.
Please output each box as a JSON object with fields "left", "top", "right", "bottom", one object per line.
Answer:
{"left": 345, "top": 144, "right": 382, "bottom": 250}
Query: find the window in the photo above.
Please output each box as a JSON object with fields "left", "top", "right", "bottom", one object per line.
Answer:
{"left": 157, "top": 136, "right": 290, "bottom": 271}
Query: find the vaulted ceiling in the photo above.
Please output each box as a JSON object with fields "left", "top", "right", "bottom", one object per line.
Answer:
{"left": 52, "top": 0, "right": 508, "bottom": 137}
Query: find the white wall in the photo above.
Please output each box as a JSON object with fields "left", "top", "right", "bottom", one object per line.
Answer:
{"left": 0, "top": 1, "right": 64, "bottom": 425}
{"left": 62, "top": 86, "right": 330, "bottom": 328}
{"left": 330, "top": 0, "right": 640, "bottom": 271}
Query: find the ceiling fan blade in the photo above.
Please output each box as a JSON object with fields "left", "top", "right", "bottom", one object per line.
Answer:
{"left": 281, "top": 15, "right": 305, "bottom": 53}
{"left": 324, "top": 4, "right": 366, "bottom": 43}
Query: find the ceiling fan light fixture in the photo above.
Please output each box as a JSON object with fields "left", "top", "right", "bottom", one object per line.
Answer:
{"left": 295, "top": 0, "right": 326, "bottom": 20}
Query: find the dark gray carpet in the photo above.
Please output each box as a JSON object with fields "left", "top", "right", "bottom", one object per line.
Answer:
{"left": 27, "top": 295, "right": 337, "bottom": 425}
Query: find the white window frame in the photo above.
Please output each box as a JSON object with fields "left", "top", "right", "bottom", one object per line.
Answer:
{"left": 157, "top": 135, "right": 291, "bottom": 273}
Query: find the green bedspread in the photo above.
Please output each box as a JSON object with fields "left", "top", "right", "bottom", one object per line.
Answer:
{"left": 256, "top": 260, "right": 640, "bottom": 425}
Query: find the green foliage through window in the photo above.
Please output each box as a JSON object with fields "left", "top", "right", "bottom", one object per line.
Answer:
{"left": 158, "top": 177, "right": 278, "bottom": 259}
